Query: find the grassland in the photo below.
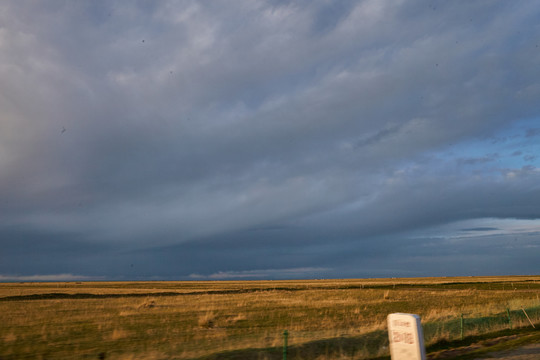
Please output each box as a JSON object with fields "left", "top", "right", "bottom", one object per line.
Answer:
{"left": 0, "top": 276, "right": 539, "bottom": 359}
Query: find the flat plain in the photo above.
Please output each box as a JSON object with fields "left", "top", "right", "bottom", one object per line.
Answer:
{"left": 1, "top": 276, "right": 539, "bottom": 359}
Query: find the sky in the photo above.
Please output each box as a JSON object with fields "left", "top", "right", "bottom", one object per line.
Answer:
{"left": 1, "top": 1, "right": 539, "bottom": 281}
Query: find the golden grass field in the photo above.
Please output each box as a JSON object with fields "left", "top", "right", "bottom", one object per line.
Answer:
{"left": 1, "top": 276, "right": 539, "bottom": 359}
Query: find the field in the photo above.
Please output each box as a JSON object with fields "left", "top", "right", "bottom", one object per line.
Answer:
{"left": 1, "top": 276, "right": 539, "bottom": 359}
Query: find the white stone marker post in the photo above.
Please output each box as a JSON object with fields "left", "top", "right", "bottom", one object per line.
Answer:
{"left": 387, "top": 313, "right": 426, "bottom": 360}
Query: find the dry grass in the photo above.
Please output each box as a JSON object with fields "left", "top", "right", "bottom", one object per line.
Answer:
{"left": 198, "top": 312, "right": 217, "bottom": 329}
{"left": 0, "top": 276, "right": 539, "bottom": 359}
{"left": 110, "top": 328, "right": 131, "bottom": 341}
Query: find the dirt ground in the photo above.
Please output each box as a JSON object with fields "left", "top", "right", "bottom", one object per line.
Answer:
{"left": 427, "top": 333, "right": 540, "bottom": 360}
{"left": 474, "top": 342, "right": 540, "bottom": 360}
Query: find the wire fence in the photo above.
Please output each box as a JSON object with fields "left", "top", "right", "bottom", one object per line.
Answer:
{"left": 201, "top": 304, "right": 540, "bottom": 360}
{"left": 422, "top": 305, "right": 539, "bottom": 344}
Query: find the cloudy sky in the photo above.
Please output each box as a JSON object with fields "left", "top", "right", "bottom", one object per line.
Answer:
{"left": 1, "top": 1, "right": 539, "bottom": 281}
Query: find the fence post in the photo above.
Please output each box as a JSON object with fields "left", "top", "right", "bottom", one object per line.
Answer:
{"left": 521, "top": 307, "right": 536, "bottom": 329}
{"left": 506, "top": 308, "right": 512, "bottom": 330}
{"left": 460, "top": 314, "right": 464, "bottom": 341}
{"left": 283, "top": 330, "right": 288, "bottom": 360}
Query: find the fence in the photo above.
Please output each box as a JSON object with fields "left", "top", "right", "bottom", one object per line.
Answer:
{"left": 202, "top": 304, "right": 540, "bottom": 360}
{"left": 422, "top": 305, "right": 539, "bottom": 344}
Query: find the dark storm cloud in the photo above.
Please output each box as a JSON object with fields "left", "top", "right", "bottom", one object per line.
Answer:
{"left": 0, "top": 227, "right": 109, "bottom": 276}
{"left": 1, "top": 1, "right": 540, "bottom": 279}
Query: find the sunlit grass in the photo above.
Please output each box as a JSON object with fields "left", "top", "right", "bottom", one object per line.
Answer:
{"left": 0, "top": 276, "right": 539, "bottom": 359}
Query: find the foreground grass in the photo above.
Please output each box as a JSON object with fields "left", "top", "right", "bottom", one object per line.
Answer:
{"left": 0, "top": 276, "right": 539, "bottom": 359}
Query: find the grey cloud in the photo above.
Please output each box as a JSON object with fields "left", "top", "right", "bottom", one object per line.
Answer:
{"left": 354, "top": 123, "right": 404, "bottom": 148}
{"left": 525, "top": 128, "right": 540, "bottom": 137}
{"left": 460, "top": 227, "right": 499, "bottom": 232}
{"left": 1, "top": 1, "right": 540, "bottom": 279}
{"left": 188, "top": 267, "right": 329, "bottom": 280}
{"left": 0, "top": 228, "right": 111, "bottom": 276}
{"left": 457, "top": 153, "right": 499, "bottom": 165}
{"left": 0, "top": 274, "right": 99, "bottom": 282}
